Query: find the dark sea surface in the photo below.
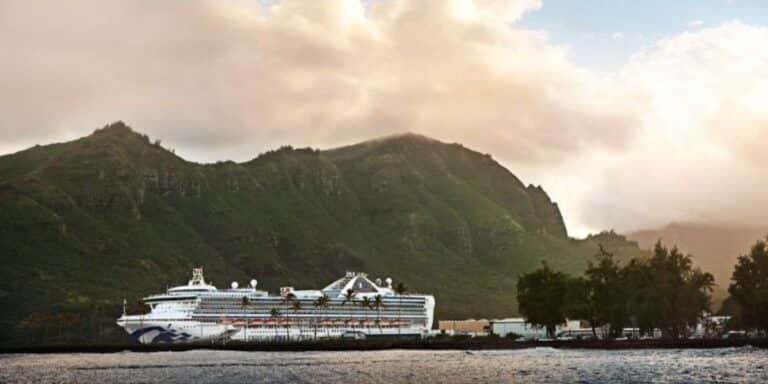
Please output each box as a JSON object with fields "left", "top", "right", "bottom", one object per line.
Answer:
{"left": 1, "top": 347, "right": 767, "bottom": 383}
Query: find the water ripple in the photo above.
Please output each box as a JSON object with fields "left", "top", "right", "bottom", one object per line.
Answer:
{"left": 1, "top": 347, "right": 766, "bottom": 383}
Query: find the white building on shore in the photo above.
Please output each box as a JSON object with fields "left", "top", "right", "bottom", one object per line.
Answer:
{"left": 490, "top": 318, "right": 584, "bottom": 340}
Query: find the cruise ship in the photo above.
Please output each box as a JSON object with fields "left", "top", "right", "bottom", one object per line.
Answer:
{"left": 117, "top": 268, "right": 436, "bottom": 344}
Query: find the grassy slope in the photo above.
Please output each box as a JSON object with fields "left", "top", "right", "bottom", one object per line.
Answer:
{"left": 0, "top": 123, "right": 645, "bottom": 346}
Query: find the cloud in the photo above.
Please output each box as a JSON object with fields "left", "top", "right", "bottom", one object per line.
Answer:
{"left": 688, "top": 20, "right": 704, "bottom": 27}
{"left": 612, "top": 32, "right": 624, "bottom": 40}
{"left": 0, "top": 0, "right": 636, "bottom": 164}
{"left": 0, "top": 1, "right": 767, "bottom": 237}
{"left": 578, "top": 22, "right": 768, "bottom": 233}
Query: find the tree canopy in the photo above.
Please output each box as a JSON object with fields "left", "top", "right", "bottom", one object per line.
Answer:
{"left": 729, "top": 238, "right": 768, "bottom": 332}
{"left": 624, "top": 242, "right": 714, "bottom": 338}
{"left": 517, "top": 262, "right": 571, "bottom": 338}
{"left": 517, "top": 241, "right": 714, "bottom": 339}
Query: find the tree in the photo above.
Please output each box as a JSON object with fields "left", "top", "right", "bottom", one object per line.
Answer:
{"left": 313, "top": 294, "right": 331, "bottom": 339}
{"left": 269, "top": 308, "right": 282, "bottom": 341}
{"left": 283, "top": 293, "right": 297, "bottom": 340}
{"left": 341, "top": 289, "right": 356, "bottom": 306}
{"left": 718, "top": 296, "right": 744, "bottom": 331}
{"left": 584, "top": 245, "right": 628, "bottom": 338}
{"left": 625, "top": 241, "right": 714, "bottom": 339}
{"left": 342, "top": 289, "right": 357, "bottom": 331}
{"left": 241, "top": 296, "right": 250, "bottom": 343}
{"left": 621, "top": 257, "right": 655, "bottom": 336}
{"left": 516, "top": 262, "right": 570, "bottom": 338}
{"left": 729, "top": 238, "right": 768, "bottom": 332}
{"left": 393, "top": 282, "right": 408, "bottom": 337}
{"left": 291, "top": 300, "right": 302, "bottom": 340}
{"left": 563, "top": 276, "right": 595, "bottom": 337}
{"left": 360, "top": 296, "right": 372, "bottom": 333}
{"left": 372, "top": 295, "right": 384, "bottom": 334}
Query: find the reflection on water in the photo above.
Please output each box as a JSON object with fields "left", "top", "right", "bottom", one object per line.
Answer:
{"left": 1, "top": 347, "right": 767, "bottom": 383}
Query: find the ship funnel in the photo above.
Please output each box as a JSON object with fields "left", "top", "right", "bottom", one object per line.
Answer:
{"left": 250, "top": 279, "right": 258, "bottom": 288}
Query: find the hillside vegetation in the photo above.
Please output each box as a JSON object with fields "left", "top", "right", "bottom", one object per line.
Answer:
{"left": 0, "top": 122, "right": 645, "bottom": 346}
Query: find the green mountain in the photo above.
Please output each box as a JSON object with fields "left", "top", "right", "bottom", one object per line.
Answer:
{"left": 0, "top": 122, "right": 644, "bottom": 346}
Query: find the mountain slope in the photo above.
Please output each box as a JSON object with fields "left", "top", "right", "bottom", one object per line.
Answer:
{"left": 0, "top": 122, "right": 642, "bottom": 346}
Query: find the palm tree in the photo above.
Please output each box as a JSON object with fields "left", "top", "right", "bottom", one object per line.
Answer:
{"left": 341, "top": 289, "right": 356, "bottom": 305}
{"left": 291, "top": 300, "right": 302, "bottom": 340}
{"left": 313, "top": 294, "right": 331, "bottom": 339}
{"left": 372, "top": 294, "right": 384, "bottom": 335}
{"left": 283, "top": 293, "right": 296, "bottom": 340}
{"left": 360, "top": 296, "right": 372, "bottom": 334}
{"left": 342, "top": 289, "right": 356, "bottom": 331}
{"left": 393, "top": 282, "right": 408, "bottom": 337}
{"left": 270, "top": 308, "right": 281, "bottom": 342}
{"left": 240, "top": 296, "right": 250, "bottom": 343}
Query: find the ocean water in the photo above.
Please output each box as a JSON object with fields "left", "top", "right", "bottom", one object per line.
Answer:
{"left": 1, "top": 347, "right": 767, "bottom": 383}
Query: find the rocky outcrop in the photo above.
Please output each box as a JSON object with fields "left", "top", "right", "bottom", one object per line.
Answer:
{"left": 526, "top": 185, "right": 568, "bottom": 238}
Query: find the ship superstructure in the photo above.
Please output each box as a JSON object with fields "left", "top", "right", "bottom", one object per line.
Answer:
{"left": 117, "top": 269, "right": 435, "bottom": 343}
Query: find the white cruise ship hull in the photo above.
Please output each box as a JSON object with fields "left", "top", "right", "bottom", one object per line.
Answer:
{"left": 231, "top": 326, "right": 426, "bottom": 342}
{"left": 117, "top": 316, "right": 237, "bottom": 343}
{"left": 117, "top": 270, "right": 436, "bottom": 344}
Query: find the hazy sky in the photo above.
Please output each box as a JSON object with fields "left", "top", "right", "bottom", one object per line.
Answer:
{"left": 1, "top": 0, "right": 767, "bottom": 237}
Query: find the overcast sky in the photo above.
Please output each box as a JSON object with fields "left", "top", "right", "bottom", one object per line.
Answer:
{"left": 1, "top": 0, "right": 767, "bottom": 237}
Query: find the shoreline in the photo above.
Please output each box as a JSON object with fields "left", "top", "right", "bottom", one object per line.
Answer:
{"left": 2, "top": 338, "right": 767, "bottom": 354}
